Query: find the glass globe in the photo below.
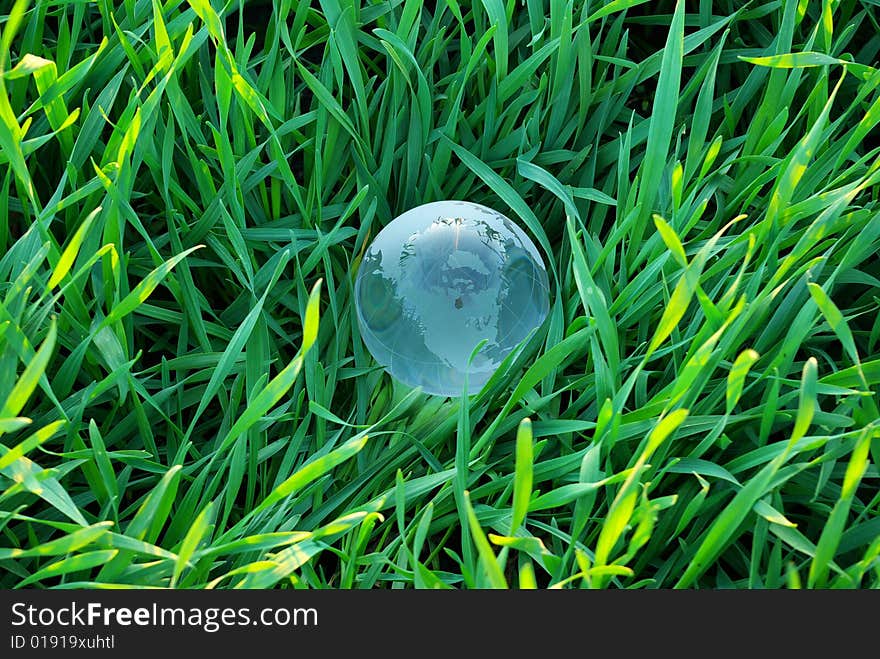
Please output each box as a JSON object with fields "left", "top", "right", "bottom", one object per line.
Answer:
{"left": 354, "top": 200, "right": 550, "bottom": 396}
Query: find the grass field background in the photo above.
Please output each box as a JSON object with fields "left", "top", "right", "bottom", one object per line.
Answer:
{"left": 1, "top": 0, "right": 879, "bottom": 589}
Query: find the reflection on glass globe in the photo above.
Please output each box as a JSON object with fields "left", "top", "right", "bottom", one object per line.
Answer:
{"left": 355, "top": 200, "right": 550, "bottom": 397}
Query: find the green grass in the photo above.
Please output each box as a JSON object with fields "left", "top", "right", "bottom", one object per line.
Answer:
{"left": 1, "top": 0, "right": 879, "bottom": 589}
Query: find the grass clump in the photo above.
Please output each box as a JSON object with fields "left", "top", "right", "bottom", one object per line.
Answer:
{"left": 0, "top": 0, "right": 879, "bottom": 589}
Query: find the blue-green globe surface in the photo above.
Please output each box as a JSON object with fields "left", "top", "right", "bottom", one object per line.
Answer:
{"left": 355, "top": 201, "right": 550, "bottom": 396}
